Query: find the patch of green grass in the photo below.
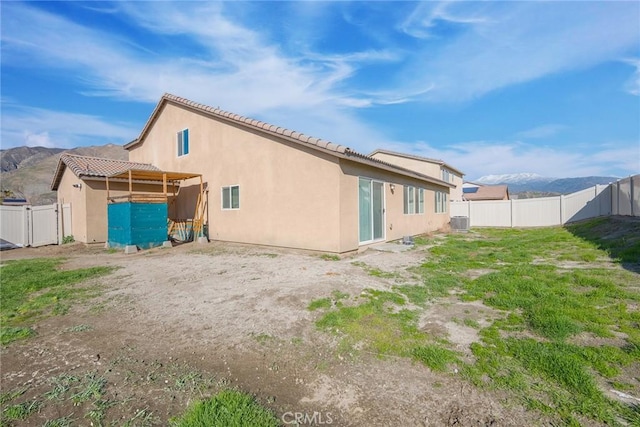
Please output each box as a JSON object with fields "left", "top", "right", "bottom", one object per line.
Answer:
{"left": 43, "top": 416, "right": 75, "bottom": 427}
{"left": 313, "top": 221, "right": 640, "bottom": 424}
{"left": 43, "top": 416, "right": 74, "bottom": 427}
{"left": 394, "top": 284, "right": 432, "bottom": 306}
{"left": 308, "top": 297, "right": 331, "bottom": 311}
{"left": 70, "top": 372, "right": 107, "bottom": 404}
{"left": 0, "top": 326, "right": 36, "bottom": 344}
{"left": 308, "top": 290, "right": 350, "bottom": 311}
{"left": 412, "top": 344, "right": 460, "bottom": 372}
{"left": 351, "top": 261, "right": 398, "bottom": 279}
{"left": 86, "top": 399, "right": 118, "bottom": 425}
{"left": 251, "top": 332, "right": 274, "bottom": 345}
{"left": 320, "top": 254, "right": 340, "bottom": 261}
{"left": 0, "top": 258, "right": 113, "bottom": 345}
{"left": 610, "top": 381, "right": 634, "bottom": 391}
{"left": 123, "top": 408, "right": 157, "bottom": 427}
{"left": 331, "top": 290, "right": 349, "bottom": 301}
{"left": 566, "top": 217, "right": 640, "bottom": 264}
{"left": 65, "top": 324, "right": 93, "bottom": 333}
{"left": 0, "top": 387, "right": 28, "bottom": 405}
{"left": 173, "top": 371, "right": 207, "bottom": 393}
{"left": 462, "top": 318, "right": 480, "bottom": 329}
{"left": 465, "top": 264, "right": 639, "bottom": 342}
{"left": 2, "top": 399, "right": 42, "bottom": 420}
{"left": 169, "top": 390, "right": 279, "bottom": 427}
{"left": 315, "top": 289, "right": 427, "bottom": 356}
{"left": 45, "top": 374, "right": 80, "bottom": 401}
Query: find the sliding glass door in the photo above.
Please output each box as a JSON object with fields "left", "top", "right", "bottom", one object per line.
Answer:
{"left": 359, "top": 177, "right": 385, "bottom": 244}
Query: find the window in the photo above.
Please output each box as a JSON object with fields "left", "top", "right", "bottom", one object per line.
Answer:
{"left": 417, "top": 188, "right": 424, "bottom": 214}
{"left": 177, "top": 129, "right": 189, "bottom": 156}
{"left": 435, "top": 191, "right": 447, "bottom": 213}
{"left": 404, "top": 186, "right": 425, "bottom": 214}
{"left": 442, "top": 169, "right": 451, "bottom": 183}
{"left": 222, "top": 185, "right": 240, "bottom": 209}
{"left": 404, "top": 185, "right": 415, "bottom": 214}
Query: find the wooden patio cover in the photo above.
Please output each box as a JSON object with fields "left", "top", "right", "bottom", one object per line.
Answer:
{"left": 106, "top": 169, "right": 202, "bottom": 200}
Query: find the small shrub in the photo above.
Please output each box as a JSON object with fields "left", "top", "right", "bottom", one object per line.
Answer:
{"left": 62, "top": 235, "right": 75, "bottom": 244}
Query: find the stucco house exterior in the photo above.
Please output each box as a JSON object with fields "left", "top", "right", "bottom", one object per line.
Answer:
{"left": 51, "top": 154, "right": 162, "bottom": 243}
{"left": 119, "top": 93, "right": 457, "bottom": 253}
{"left": 369, "top": 149, "right": 465, "bottom": 201}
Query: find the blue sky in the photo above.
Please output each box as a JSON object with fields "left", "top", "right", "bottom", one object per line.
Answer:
{"left": 1, "top": 1, "right": 639, "bottom": 179}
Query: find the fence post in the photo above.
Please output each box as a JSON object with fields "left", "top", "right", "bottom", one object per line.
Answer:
{"left": 57, "top": 202, "right": 63, "bottom": 244}
{"left": 510, "top": 199, "right": 513, "bottom": 228}
{"left": 560, "top": 195, "right": 564, "bottom": 225}
{"left": 609, "top": 182, "right": 614, "bottom": 216}
{"left": 631, "top": 176, "right": 635, "bottom": 217}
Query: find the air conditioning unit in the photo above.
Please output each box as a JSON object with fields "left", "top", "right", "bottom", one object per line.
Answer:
{"left": 450, "top": 216, "right": 470, "bottom": 232}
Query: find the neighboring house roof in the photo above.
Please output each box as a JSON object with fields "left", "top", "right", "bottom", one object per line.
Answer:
{"left": 368, "top": 149, "right": 465, "bottom": 177}
{"left": 462, "top": 184, "right": 509, "bottom": 201}
{"left": 124, "top": 93, "right": 455, "bottom": 189}
{"left": 51, "top": 154, "right": 161, "bottom": 190}
{"left": 1, "top": 198, "right": 29, "bottom": 206}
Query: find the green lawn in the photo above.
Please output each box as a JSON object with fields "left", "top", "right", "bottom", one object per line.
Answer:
{"left": 0, "top": 258, "right": 113, "bottom": 345}
{"left": 310, "top": 220, "right": 640, "bottom": 426}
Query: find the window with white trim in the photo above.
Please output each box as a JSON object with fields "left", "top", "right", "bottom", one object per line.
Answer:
{"left": 177, "top": 129, "right": 189, "bottom": 157}
{"left": 404, "top": 186, "right": 425, "bottom": 214}
{"left": 222, "top": 185, "right": 240, "bottom": 210}
{"left": 404, "top": 185, "right": 414, "bottom": 214}
{"left": 435, "top": 191, "right": 447, "bottom": 213}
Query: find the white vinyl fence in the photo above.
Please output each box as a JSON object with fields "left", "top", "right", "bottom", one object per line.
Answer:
{"left": 451, "top": 175, "right": 639, "bottom": 228}
{"left": 0, "top": 203, "right": 72, "bottom": 247}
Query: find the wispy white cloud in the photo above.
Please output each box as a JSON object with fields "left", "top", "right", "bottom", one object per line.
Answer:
{"left": 1, "top": 2, "right": 637, "bottom": 179}
{"left": 0, "top": 2, "right": 410, "bottom": 150}
{"left": 23, "top": 131, "right": 54, "bottom": 148}
{"left": 515, "top": 124, "right": 567, "bottom": 140}
{"left": 1, "top": 2, "right": 386, "bottom": 113}
{"left": 384, "top": 140, "right": 638, "bottom": 179}
{"left": 623, "top": 58, "right": 640, "bottom": 96}
{"left": 1, "top": 104, "right": 138, "bottom": 149}
{"left": 399, "top": 1, "right": 490, "bottom": 39}
{"left": 398, "top": 1, "right": 640, "bottom": 102}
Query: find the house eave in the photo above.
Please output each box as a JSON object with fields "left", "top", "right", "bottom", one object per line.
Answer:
{"left": 126, "top": 94, "right": 455, "bottom": 189}
{"left": 369, "top": 148, "right": 466, "bottom": 177}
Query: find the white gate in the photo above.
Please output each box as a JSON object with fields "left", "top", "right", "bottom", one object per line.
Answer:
{"left": 0, "top": 203, "right": 71, "bottom": 247}
{"left": 29, "top": 205, "right": 59, "bottom": 247}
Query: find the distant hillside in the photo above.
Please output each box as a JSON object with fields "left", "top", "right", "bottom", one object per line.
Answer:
{"left": 0, "top": 144, "right": 128, "bottom": 205}
{"left": 477, "top": 173, "right": 619, "bottom": 195}
{"left": 0, "top": 146, "right": 64, "bottom": 172}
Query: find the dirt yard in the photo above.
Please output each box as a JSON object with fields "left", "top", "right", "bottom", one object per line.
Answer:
{"left": 1, "top": 240, "right": 542, "bottom": 426}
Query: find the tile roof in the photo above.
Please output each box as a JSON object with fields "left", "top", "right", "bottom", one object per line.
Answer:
{"left": 462, "top": 185, "right": 509, "bottom": 201}
{"left": 51, "top": 153, "right": 160, "bottom": 190}
{"left": 124, "top": 93, "right": 455, "bottom": 189}
{"left": 368, "top": 149, "right": 465, "bottom": 176}
{"left": 125, "top": 93, "right": 348, "bottom": 154}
